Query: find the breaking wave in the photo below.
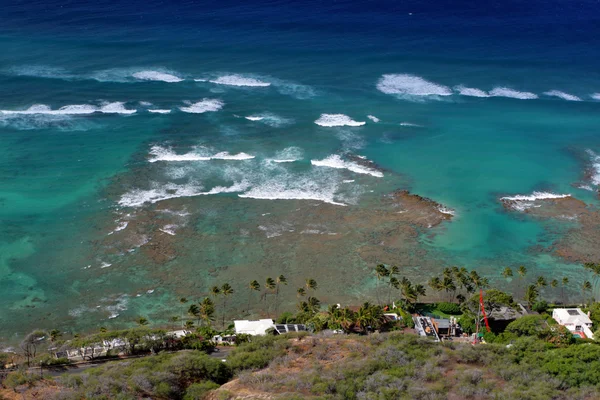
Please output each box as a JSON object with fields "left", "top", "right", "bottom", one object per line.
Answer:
{"left": 208, "top": 74, "right": 271, "bottom": 87}
{"left": 148, "top": 109, "right": 171, "bottom": 114}
{"left": 148, "top": 145, "right": 254, "bottom": 162}
{"left": 585, "top": 150, "right": 600, "bottom": 186}
{"left": 179, "top": 99, "right": 224, "bottom": 113}
{"left": 543, "top": 90, "right": 582, "bottom": 101}
{"left": 489, "top": 87, "right": 538, "bottom": 100}
{"left": 119, "top": 181, "right": 249, "bottom": 207}
{"left": 0, "top": 102, "right": 136, "bottom": 115}
{"left": 367, "top": 115, "right": 380, "bottom": 122}
{"left": 376, "top": 74, "right": 453, "bottom": 97}
{"left": 132, "top": 70, "right": 184, "bottom": 83}
{"left": 454, "top": 85, "right": 490, "bottom": 98}
{"left": 314, "top": 114, "right": 365, "bottom": 127}
{"left": 311, "top": 154, "right": 383, "bottom": 177}
{"left": 245, "top": 112, "right": 292, "bottom": 127}
{"left": 270, "top": 147, "right": 304, "bottom": 163}
{"left": 501, "top": 192, "right": 571, "bottom": 212}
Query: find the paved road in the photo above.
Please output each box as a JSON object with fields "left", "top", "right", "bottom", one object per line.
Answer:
{"left": 27, "top": 347, "right": 234, "bottom": 378}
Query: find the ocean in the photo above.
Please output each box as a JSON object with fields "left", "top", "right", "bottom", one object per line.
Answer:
{"left": 1, "top": 0, "right": 600, "bottom": 341}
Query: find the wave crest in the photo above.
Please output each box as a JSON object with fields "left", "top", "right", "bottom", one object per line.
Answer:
{"left": 315, "top": 114, "right": 365, "bottom": 127}
{"left": 489, "top": 87, "right": 538, "bottom": 100}
{"left": 377, "top": 74, "right": 452, "bottom": 97}
{"left": 179, "top": 99, "right": 224, "bottom": 113}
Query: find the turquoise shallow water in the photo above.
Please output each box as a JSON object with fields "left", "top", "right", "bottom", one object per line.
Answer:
{"left": 1, "top": 0, "right": 600, "bottom": 341}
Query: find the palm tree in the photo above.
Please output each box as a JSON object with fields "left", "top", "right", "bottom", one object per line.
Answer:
{"left": 221, "top": 283, "right": 234, "bottom": 328}
{"left": 338, "top": 308, "right": 355, "bottom": 332}
{"left": 388, "top": 266, "right": 399, "bottom": 304}
{"left": 374, "top": 264, "right": 389, "bottom": 305}
{"left": 99, "top": 327, "right": 108, "bottom": 333}
{"left": 549, "top": 279, "right": 558, "bottom": 302}
{"left": 275, "top": 275, "right": 288, "bottom": 318}
{"left": 440, "top": 277, "right": 457, "bottom": 302}
{"left": 49, "top": 329, "right": 62, "bottom": 343}
{"left": 247, "top": 280, "right": 260, "bottom": 314}
{"left": 582, "top": 280, "right": 592, "bottom": 306}
{"left": 414, "top": 284, "right": 426, "bottom": 303}
{"left": 524, "top": 285, "right": 538, "bottom": 309}
{"left": 428, "top": 277, "right": 442, "bottom": 300}
{"left": 297, "top": 287, "right": 306, "bottom": 298}
{"left": 199, "top": 297, "right": 215, "bottom": 326}
{"left": 536, "top": 276, "right": 547, "bottom": 289}
{"left": 561, "top": 277, "right": 569, "bottom": 304}
{"left": 307, "top": 296, "right": 321, "bottom": 313}
{"left": 184, "top": 320, "right": 194, "bottom": 330}
{"left": 517, "top": 265, "right": 527, "bottom": 298}
{"left": 502, "top": 267, "right": 513, "bottom": 280}
{"left": 265, "top": 277, "right": 276, "bottom": 317}
{"left": 326, "top": 304, "right": 341, "bottom": 329}
{"left": 583, "top": 263, "right": 600, "bottom": 298}
{"left": 136, "top": 316, "right": 149, "bottom": 327}
{"left": 305, "top": 278, "right": 318, "bottom": 292}
{"left": 188, "top": 304, "right": 200, "bottom": 325}
{"left": 179, "top": 297, "right": 188, "bottom": 328}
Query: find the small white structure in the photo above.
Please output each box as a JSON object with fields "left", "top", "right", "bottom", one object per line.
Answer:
{"left": 552, "top": 308, "right": 594, "bottom": 339}
{"left": 234, "top": 319, "right": 275, "bottom": 336}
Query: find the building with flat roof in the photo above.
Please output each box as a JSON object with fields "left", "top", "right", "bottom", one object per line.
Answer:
{"left": 234, "top": 319, "right": 275, "bottom": 336}
{"left": 552, "top": 308, "right": 594, "bottom": 339}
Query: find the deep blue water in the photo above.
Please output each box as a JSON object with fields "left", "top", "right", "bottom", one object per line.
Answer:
{"left": 1, "top": 0, "right": 600, "bottom": 340}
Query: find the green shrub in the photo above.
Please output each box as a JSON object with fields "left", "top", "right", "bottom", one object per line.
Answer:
{"left": 3, "top": 370, "right": 42, "bottom": 389}
{"left": 532, "top": 300, "right": 549, "bottom": 314}
{"left": 436, "top": 302, "right": 462, "bottom": 315}
{"left": 183, "top": 381, "right": 220, "bottom": 400}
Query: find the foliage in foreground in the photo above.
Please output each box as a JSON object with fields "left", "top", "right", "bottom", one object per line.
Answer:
{"left": 227, "top": 333, "right": 600, "bottom": 400}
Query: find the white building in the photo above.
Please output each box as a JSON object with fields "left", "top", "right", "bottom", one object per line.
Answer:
{"left": 552, "top": 308, "right": 594, "bottom": 339}
{"left": 234, "top": 319, "right": 275, "bottom": 335}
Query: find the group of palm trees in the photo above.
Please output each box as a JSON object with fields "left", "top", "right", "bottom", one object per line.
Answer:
{"left": 374, "top": 264, "right": 426, "bottom": 307}
{"left": 170, "top": 276, "right": 321, "bottom": 330}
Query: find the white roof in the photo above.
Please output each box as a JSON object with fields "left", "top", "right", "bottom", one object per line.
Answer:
{"left": 552, "top": 308, "right": 592, "bottom": 325}
{"left": 234, "top": 319, "right": 274, "bottom": 335}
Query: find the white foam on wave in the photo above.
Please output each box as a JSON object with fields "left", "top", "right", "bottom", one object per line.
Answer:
{"left": 209, "top": 74, "right": 271, "bottom": 87}
{"left": 211, "top": 152, "right": 255, "bottom": 160}
{"left": 311, "top": 154, "right": 383, "bottom": 178}
{"left": 148, "top": 145, "right": 254, "bottom": 162}
{"left": 180, "top": 99, "right": 224, "bottom": 113}
{"left": 501, "top": 192, "right": 571, "bottom": 212}
{"left": 245, "top": 112, "right": 292, "bottom": 127}
{"left": 315, "top": 114, "right": 365, "bottom": 127}
{"left": 132, "top": 70, "right": 183, "bottom": 83}
{"left": 270, "top": 147, "right": 303, "bottom": 163}
{"left": 367, "top": 115, "right": 380, "bottom": 122}
{"left": 543, "top": 90, "right": 582, "bottom": 101}
{"left": 148, "top": 109, "right": 172, "bottom": 114}
{"left": 399, "top": 122, "right": 421, "bottom": 127}
{"left": 239, "top": 178, "right": 346, "bottom": 206}
{"left": 99, "top": 102, "right": 137, "bottom": 114}
{"left": 108, "top": 221, "right": 128, "bottom": 235}
{"left": 489, "top": 87, "right": 538, "bottom": 100}
{"left": 376, "top": 74, "right": 453, "bottom": 97}
{"left": 501, "top": 192, "right": 571, "bottom": 202}
{"left": 592, "top": 93, "right": 600, "bottom": 100}
{"left": 148, "top": 146, "right": 211, "bottom": 162}
{"left": 437, "top": 206, "right": 456, "bottom": 216}
{"left": 454, "top": 85, "right": 490, "bottom": 98}
{"left": 586, "top": 149, "right": 600, "bottom": 185}
{"left": 0, "top": 104, "right": 97, "bottom": 115}
{"left": 119, "top": 181, "right": 249, "bottom": 207}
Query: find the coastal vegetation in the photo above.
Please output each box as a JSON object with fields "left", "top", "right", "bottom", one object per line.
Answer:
{"left": 2, "top": 261, "right": 600, "bottom": 399}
